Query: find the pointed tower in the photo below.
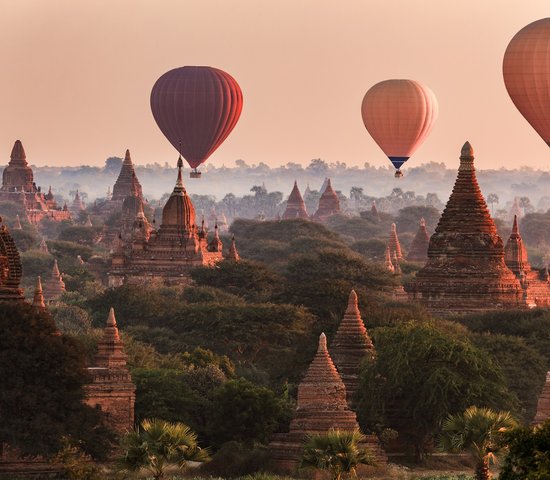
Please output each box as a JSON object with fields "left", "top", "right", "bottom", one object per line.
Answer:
{"left": 227, "top": 235, "right": 240, "bottom": 261}
{"left": 111, "top": 149, "right": 143, "bottom": 202}
{"left": 388, "top": 223, "right": 403, "bottom": 260}
{"left": 39, "top": 238, "right": 49, "bottom": 254}
{"left": 282, "top": 181, "right": 309, "bottom": 220}
{"left": 505, "top": 215, "right": 529, "bottom": 276}
{"left": 407, "top": 218, "right": 430, "bottom": 263}
{"left": 32, "top": 276, "right": 46, "bottom": 311}
{"left": 42, "top": 259, "right": 66, "bottom": 302}
{"left": 392, "top": 251, "right": 402, "bottom": 275}
{"left": 384, "top": 246, "right": 395, "bottom": 273}
{"left": 1, "top": 140, "right": 34, "bottom": 192}
{"left": 405, "top": 142, "right": 524, "bottom": 315}
{"left": 331, "top": 290, "right": 375, "bottom": 407}
{"left": 0, "top": 218, "right": 24, "bottom": 302}
{"left": 120, "top": 173, "right": 151, "bottom": 243}
{"left": 269, "top": 333, "right": 386, "bottom": 472}
{"left": 71, "top": 190, "right": 85, "bottom": 213}
{"left": 13, "top": 214, "right": 22, "bottom": 230}
{"left": 208, "top": 224, "right": 223, "bottom": 252}
{"left": 84, "top": 307, "right": 135, "bottom": 433}
{"left": 312, "top": 178, "right": 340, "bottom": 221}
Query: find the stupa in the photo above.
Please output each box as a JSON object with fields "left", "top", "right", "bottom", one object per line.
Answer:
{"left": 407, "top": 218, "right": 430, "bottom": 263}
{"left": 269, "top": 333, "right": 386, "bottom": 473}
{"left": 42, "top": 259, "right": 66, "bottom": 302}
{"left": 282, "top": 181, "right": 309, "bottom": 220}
{"left": 32, "top": 276, "right": 46, "bottom": 312}
{"left": 405, "top": 142, "right": 524, "bottom": 315}
{"left": 388, "top": 223, "right": 403, "bottom": 260}
{"left": 84, "top": 307, "right": 135, "bottom": 433}
{"left": 111, "top": 149, "right": 143, "bottom": 202}
{"left": 504, "top": 215, "right": 550, "bottom": 307}
{"left": 108, "top": 157, "right": 224, "bottom": 286}
{"left": 384, "top": 246, "right": 394, "bottom": 273}
{"left": 227, "top": 236, "right": 240, "bottom": 261}
{"left": 70, "top": 190, "right": 85, "bottom": 214}
{"left": 39, "top": 238, "right": 49, "bottom": 254}
{"left": 331, "top": 290, "right": 375, "bottom": 407}
{"left": 312, "top": 178, "right": 340, "bottom": 221}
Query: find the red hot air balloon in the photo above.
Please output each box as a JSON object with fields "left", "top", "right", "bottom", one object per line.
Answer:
{"left": 503, "top": 18, "right": 550, "bottom": 148}
{"left": 150, "top": 66, "right": 243, "bottom": 178}
{"left": 361, "top": 79, "right": 438, "bottom": 177}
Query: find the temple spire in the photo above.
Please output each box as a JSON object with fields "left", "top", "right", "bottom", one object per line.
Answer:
{"left": 32, "top": 276, "right": 46, "bottom": 311}
{"left": 384, "top": 246, "right": 395, "bottom": 273}
{"left": 512, "top": 214, "right": 519, "bottom": 235}
{"left": 227, "top": 235, "right": 240, "bottom": 261}
{"left": 173, "top": 156, "right": 185, "bottom": 194}
{"left": 9, "top": 140, "right": 27, "bottom": 165}
{"left": 388, "top": 223, "right": 403, "bottom": 259}
{"left": 93, "top": 307, "right": 128, "bottom": 368}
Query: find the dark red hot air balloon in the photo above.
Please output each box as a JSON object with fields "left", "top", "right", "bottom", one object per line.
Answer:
{"left": 150, "top": 66, "right": 243, "bottom": 178}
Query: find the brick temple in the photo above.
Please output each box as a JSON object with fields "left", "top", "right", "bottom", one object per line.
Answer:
{"left": 407, "top": 218, "right": 430, "bottom": 263}
{"left": 405, "top": 142, "right": 525, "bottom": 315}
{"left": 312, "top": 178, "right": 340, "bottom": 221}
{"left": 269, "top": 332, "right": 385, "bottom": 473}
{"left": 108, "top": 157, "right": 224, "bottom": 286}
{"left": 282, "top": 181, "right": 309, "bottom": 220}
{"left": 0, "top": 140, "right": 70, "bottom": 224}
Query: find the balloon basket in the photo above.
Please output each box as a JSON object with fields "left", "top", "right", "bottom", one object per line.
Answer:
{"left": 394, "top": 170, "right": 403, "bottom": 178}
{"left": 190, "top": 171, "right": 202, "bottom": 179}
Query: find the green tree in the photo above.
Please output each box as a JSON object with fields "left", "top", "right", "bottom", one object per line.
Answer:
{"left": 0, "top": 302, "right": 112, "bottom": 458}
{"left": 208, "top": 378, "right": 293, "bottom": 447}
{"left": 119, "top": 418, "right": 209, "bottom": 480}
{"left": 440, "top": 406, "right": 517, "bottom": 480}
{"left": 395, "top": 205, "right": 440, "bottom": 234}
{"left": 500, "top": 419, "right": 550, "bottom": 479}
{"left": 300, "top": 429, "right": 374, "bottom": 480}
{"left": 358, "top": 322, "right": 516, "bottom": 462}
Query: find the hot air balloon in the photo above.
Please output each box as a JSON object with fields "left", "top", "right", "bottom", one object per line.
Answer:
{"left": 361, "top": 79, "right": 438, "bottom": 177}
{"left": 503, "top": 18, "right": 550, "bottom": 147}
{"left": 150, "top": 66, "right": 243, "bottom": 178}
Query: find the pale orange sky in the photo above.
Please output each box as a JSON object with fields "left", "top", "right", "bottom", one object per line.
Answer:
{"left": 1, "top": 0, "right": 549, "bottom": 170}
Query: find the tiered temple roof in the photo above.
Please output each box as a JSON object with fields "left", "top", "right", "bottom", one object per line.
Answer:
{"left": 312, "top": 178, "right": 340, "bottom": 221}
{"left": 108, "top": 157, "right": 223, "bottom": 286}
{"left": 405, "top": 142, "right": 524, "bottom": 315}
{"left": 42, "top": 259, "right": 66, "bottom": 302}
{"left": 407, "top": 218, "right": 430, "bottom": 263}
{"left": 0, "top": 218, "right": 24, "bottom": 302}
{"left": 269, "top": 333, "right": 386, "bottom": 473}
{"left": 70, "top": 190, "right": 85, "bottom": 214}
{"left": 1, "top": 140, "right": 33, "bottom": 192}
{"left": 331, "top": 290, "right": 375, "bottom": 407}
{"left": 388, "top": 223, "right": 403, "bottom": 260}
{"left": 282, "top": 181, "right": 309, "bottom": 220}
{"left": 84, "top": 307, "right": 135, "bottom": 433}
{"left": 111, "top": 149, "right": 143, "bottom": 202}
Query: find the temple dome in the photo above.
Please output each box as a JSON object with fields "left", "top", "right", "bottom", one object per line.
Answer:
{"left": 161, "top": 157, "right": 196, "bottom": 229}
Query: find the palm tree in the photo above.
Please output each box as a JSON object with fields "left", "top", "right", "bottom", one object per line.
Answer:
{"left": 299, "top": 429, "right": 375, "bottom": 480}
{"left": 118, "top": 418, "right": 209, "bottom": 480}
{"left": 439, "top": 406, "right": 517, "bottom": 480}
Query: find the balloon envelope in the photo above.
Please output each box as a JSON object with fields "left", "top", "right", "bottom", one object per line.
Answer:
{"left": 503, "top": 18, "right": 550, "bottom": 147}
{"left": 150, "top": 66, "right": 243, "bottom": 169}
{"left": 361, "top": 79, "right": 438, "bottom": 170}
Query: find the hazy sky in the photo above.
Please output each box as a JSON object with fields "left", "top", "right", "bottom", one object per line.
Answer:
{"left": 1, "top": 0, "right": 549, "bottom": 171}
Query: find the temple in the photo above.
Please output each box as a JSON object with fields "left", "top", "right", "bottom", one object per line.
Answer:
{"left": 42, "top": 259, "right": 66, "bottom": 302}
{"left": 108, "top": 157, "right": 224, "bottom": 286}
{"left": 0, "top": 140, "right": 70, "bottom": 224}
{"left": 84, "top": 307, "right": 135, "bottom": 433}
{"left": 111, "top": 150, "right": 143, "bottom": 202}
{"left": 405, "top": 142, "right": 524, "bottom": 316}
{"left": 282, "top": 181, "right": 309, "bottom": 220}
{"left": 330, "top": 290, "right": 375, "bottom": 407}
{"left": 269, "top": 332, "right": 385, "bottom": 473}
{"left": 504, "top": 215, "right": 550, "bottom": 307}
{"left": 0, "top": 218, "right": 24, "bottom": 302}
{"left": 70, "top": 190, "right": 85, "bottom": 215}
{"left": 388, "top": 223, "right": 403, "bottom": 260}
{"left": 312, "top": 178, "right": 340, "bottom": 221}
{"left": 407, "top": 218, "right": 430, "bottom": 263}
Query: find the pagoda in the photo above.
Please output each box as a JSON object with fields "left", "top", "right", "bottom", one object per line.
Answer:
{"left": 108, "top": 157, "right": 223, "bottom": 286}
{"left": 269, "top": 333, "right": 386, "bottom": 473}
{"left": 504, "top": 215, "right": 550, "bottom": 307}
{"left": 312, "top": 178, "right": 340, "bottom": 221}
{"left": 70, "top": 190, "right": 85, "bottom": 214}
{"left": 388, "top": 223, "right": 403, "bottom": 260}
{"left": 84, "top": 307, "right": 135, "bottom": 433}
{"left": 384, "top": 246, "right": 394, "bottom": 273}
{"left": 407, "top": 218, "right": 430, "bottom": 263}
{"left": 282, "top": 181, "right": 309, "bottom": 220}
{"left": 111, "top": 149, "right": 143, "bottom": 202}
{"left": 42, "top": 259, "right": 66, "bottom": 302}
{"left": 118, "top": 173, "right": 152, "bottom": 245}
{"left": 32, "top": 276, "right": 46, "bottom": 312}
{"left": 0, "top": 218, "right": 24, "bottom": 302}
{"left": 405, "top": 142, "right": 524, "bottom": 316}
{"left": 331, "top": 290, "right": 375, "bottom": 407}
{"left": 0, "top": 141, "right": 70, "bottom": 224}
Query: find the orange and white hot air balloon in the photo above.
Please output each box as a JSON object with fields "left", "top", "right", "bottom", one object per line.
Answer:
{"left": 503, "top": 18, "right": 550, "bottom": 147}
{"left": 361, "top": 79, "right": 438, "bottom": 177}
